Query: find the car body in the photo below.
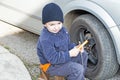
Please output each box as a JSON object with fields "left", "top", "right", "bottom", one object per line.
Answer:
{"left": 0, "top": 0, "right": 120, "bottom": 79}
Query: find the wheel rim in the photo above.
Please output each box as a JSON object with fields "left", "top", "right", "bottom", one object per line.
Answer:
{"left": 77, "top": 27, "right": 98, "bottom": 68}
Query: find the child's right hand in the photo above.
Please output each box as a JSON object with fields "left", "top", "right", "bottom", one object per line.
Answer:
{"left": 69, "top": 47, "right": 80, "bottom": 57}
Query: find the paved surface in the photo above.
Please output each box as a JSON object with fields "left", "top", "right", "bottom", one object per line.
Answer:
{"left": 0, "top": 45, "right": 32, "bottom": 80}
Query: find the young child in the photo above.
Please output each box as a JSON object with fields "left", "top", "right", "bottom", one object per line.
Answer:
{"left": 37, "top": 3, "right": 88, "bottom": 80}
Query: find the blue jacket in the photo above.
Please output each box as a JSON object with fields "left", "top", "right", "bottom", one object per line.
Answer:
{"left": 37, "top": 27, "right": 75, "bottom": 65}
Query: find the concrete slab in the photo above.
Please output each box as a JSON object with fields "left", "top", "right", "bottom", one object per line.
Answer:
{"left": 0, "top": 46, "right": 32, "bottom": 80}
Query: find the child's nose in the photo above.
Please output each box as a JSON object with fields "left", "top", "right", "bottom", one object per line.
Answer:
{"left": 54, "top": 25, "right": 58, "bottom": 29}
{"left": 54, "top": 27, "right": 57, "bottom": 30}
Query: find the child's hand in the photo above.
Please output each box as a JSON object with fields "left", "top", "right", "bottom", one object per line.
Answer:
{"left": 76, "top": 42, "right": 84, "bottom": 53}
{"left": 69, "top": 47, "right": 80, "bottom": 57}
{"left": 79, "top": 46, "right": 84, "bottom": 53}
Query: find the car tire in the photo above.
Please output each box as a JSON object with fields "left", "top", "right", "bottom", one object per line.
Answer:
{"left": 69, "top": 14, "right": 119, "bottom": 80}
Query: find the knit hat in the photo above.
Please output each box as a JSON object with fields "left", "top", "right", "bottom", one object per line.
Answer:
{"left": 42, "top": 3, "right": 64, "bottom": 24}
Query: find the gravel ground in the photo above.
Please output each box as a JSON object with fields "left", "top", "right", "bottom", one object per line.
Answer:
{"left": 0, "top": 21, "right": 40, "bottom": 80}
{"left": 0, "top": 21, "right": 120, "bottom": 80}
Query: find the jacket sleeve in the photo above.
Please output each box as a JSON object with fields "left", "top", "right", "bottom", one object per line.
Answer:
{"left": 37, "top": 39, "right": 49, "bottom": 64}
{"left": 41, "top": 40, "right": 71, "bottom": 65}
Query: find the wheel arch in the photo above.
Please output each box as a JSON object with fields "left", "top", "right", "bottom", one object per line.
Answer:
{"left": 62, "top": 0, "right": 120, "bottom": 64}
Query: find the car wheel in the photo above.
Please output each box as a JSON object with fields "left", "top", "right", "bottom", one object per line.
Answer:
{"left": 69, "top": 14, "right": 119, "bottom": 79}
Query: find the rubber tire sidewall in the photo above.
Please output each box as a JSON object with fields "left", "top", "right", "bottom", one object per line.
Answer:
{"left": 69, "top": 14, "right": 119, "bottom": 80}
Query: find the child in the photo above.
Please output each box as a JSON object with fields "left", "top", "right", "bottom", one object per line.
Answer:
{"left": 37, "top": 3, "right": 88, "bottom": 80}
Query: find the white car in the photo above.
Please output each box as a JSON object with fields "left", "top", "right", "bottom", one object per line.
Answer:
{"left": 0, "top": 0, "right": 120, "bottom": 80}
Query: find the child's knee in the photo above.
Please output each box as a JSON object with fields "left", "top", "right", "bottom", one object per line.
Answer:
{"left": 68, "top": 63, "right": 84, "bottom": 79}
{"left": 70, "top": 62, "right": 84, "bottom": 73}
{"left": 77, "top": 64, "right": 84, "bottom": 74}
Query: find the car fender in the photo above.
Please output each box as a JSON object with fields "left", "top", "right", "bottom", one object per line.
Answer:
{"left": 62, "top": 0, "right": 120, "bottom": 64}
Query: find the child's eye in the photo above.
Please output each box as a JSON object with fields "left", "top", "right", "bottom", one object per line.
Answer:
{"left": 50, "top": 24, "right": 54, "bottom": 26}
{"left": 58, "top": 22, "right": 61, "bottom": 24}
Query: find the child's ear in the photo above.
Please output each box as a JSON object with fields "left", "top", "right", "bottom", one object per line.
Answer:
{"left": 44, "top": 22, "right": 48, "bottom": 26}
{"left": 44, "top": 24, "right": 47, "bottom": 27}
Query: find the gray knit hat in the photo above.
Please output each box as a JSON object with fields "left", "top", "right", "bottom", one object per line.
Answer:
{"left": 42, "top": 3, "right": 64, "bottom": 24}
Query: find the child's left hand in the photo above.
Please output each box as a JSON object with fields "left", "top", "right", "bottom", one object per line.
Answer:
{"left": 79, "top": 46, "right": 84, "bottom": 53}
{"left": 76, "top": 44, "right": 84, "bottom": 53}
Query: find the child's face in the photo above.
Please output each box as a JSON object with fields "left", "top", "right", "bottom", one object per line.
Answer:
{"left": 44, "top": 21, "right": 63, "bottom": 33}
